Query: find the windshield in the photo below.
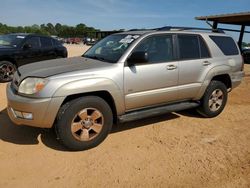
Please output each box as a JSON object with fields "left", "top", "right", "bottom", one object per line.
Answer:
{"left": 83, "top": 34, "right": 140, "bottom": 63}
{"left": 0, "top": 34, "right": 25, "bottom": 47}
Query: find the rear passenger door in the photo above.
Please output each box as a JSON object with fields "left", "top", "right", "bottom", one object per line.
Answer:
{"left": 177, "top": 34, "right": 211, "bottom": 100}
{"left": 40, "top": 37, "right": 57, "bottom": 61}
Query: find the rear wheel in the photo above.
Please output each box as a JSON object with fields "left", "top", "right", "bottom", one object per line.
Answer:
{"left": 197, "top": 80, "right": 228, "bottom": 118}
{"left": 55, "top": 96, "right": 113, "bottom": 151}
{"left": 0, "top": 61, "right": 16, "bottom": 83}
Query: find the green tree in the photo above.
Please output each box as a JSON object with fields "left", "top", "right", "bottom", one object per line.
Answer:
{"left": 55, "top": 23, "right": 62, "bottom": 35}
{"left": 0, "top": 23, "right": 100, "bottom": 37}
{"left": 46, "top": 23, "right": 56, "bottom": 35}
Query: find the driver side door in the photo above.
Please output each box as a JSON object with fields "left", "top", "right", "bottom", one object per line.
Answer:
{"left": 124, "top": 34, "right": 179, "bottom": 111}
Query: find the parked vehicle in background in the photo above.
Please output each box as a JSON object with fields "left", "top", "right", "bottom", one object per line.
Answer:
{"left": 83, "top": 37, "right": 96, "bottom": 45}
{"left": 0, "top": 33, "right": 68, "bottom": 82}
{"left": 51, "top": 35, "right": 64, "bottom": 44}
{"left": 7, "top": 28, "right": 244, "bottom": 150}
{"left": 65, "top": 38, "right": 82, "bottom": 44}
{"left": 242, "top": 48, "right": 250, "bottom": 64}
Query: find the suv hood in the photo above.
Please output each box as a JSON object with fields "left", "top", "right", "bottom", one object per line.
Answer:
{"left": 18, "top": 57, "right": 113, "bottom": 80}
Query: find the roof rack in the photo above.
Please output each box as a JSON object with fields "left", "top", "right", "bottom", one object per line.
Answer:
{"left": 156, "top": 26, "right": 225, "bottom": 33}
{"left": 128, "top": 28, "right": 153, "bottom": 31}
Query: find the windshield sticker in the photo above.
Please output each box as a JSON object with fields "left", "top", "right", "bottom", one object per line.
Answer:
{"left": 132, "top": 35, "right": 140, "bottom": 39}
{"left": 125, "top": 35, "right": 133, "bottom": 39}
{"left": 16, "top": 36, "right": 25, "bottom": 39}
{"left": 124, "top": 35, "right": 140, "bottom": 40}
{"left": 119, "top": 38, "right": 134, "bottom": 44}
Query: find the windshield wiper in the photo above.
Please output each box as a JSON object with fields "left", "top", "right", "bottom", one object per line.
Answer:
{"left": 83, "top": 55, "right": 106, "bottom": 62}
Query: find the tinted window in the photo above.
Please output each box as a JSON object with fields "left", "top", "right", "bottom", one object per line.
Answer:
{"left": 133, "top": 35, "right": 174, "bottom": 63}
{"left": 41, "top": 37, "right": 53, "bottom": 48}
{"left": 199, "top": 36, "right": 210, "bottom": 58}
{"left": 24, "top": 37, "right": 40, "bottom": 49}
{"left": 178, "top": 35, "right": 200, "bottom": 60}
{"left": 210, "top": 36, "right": 239, "bottom": 56}
{"left": 53, "top": 39, "right": 62, "bottom": 46}
{"left": 0, "top": 34, "right": 25, "bottom": 47}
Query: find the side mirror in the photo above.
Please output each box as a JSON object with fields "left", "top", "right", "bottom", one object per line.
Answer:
{"left": 23, "top": 43, "right": 32, "bottom": 50}
{"left": 127, "top": 51, "right": 148, "bottom": 66}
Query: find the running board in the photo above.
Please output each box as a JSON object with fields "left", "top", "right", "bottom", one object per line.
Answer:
{"left": 118, "top": 101, "right": 200, "bottom": 123}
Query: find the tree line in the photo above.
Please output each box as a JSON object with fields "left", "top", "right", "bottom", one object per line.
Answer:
{"left": 242, "top": 42, "right": 250, "bottom": 48}
{"left": 0, "top": 23, "right": 100, "bottom": 38}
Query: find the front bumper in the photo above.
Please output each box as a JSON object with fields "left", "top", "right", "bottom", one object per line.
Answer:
{"left": 231, "top": 71, "right": 245, "bottom": 89}
{"left": 6, "top": 84, "right": 64, "bottom": 128}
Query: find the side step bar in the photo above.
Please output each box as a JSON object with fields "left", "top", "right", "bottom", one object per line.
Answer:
{"left": 118, "top": 101, "right": 200, "bottom": 123}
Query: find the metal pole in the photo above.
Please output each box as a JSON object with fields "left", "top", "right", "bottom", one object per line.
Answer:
{"left": 212, "top": 21, "right": 218, "bottom": 29}
{"left": 238, "top": 25, "right": 245, "bottom": 51}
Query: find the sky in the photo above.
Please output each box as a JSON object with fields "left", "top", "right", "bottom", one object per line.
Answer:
{"left": 0, "top": 0, "right": 249, "bottom": 42}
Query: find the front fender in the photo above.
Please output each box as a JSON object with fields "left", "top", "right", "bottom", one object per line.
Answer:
{"left": 53, "top": 78, "right": 125, "bottom": 115}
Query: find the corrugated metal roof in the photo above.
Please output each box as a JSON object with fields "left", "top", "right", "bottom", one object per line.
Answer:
{"left": 196, "top": 12, "right": 250, "bottom": 26}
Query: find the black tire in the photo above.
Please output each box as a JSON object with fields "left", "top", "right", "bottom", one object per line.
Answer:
{"left": 55, "top": 96, "right": 113, "bottom": 151}
{"left": 0, "top": 61, "right": 16, "bottom": 83}
{"left": 197, "top": 80, "right": 228, "bottom": 118}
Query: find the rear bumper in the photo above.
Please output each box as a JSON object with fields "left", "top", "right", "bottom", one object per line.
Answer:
{"left": 6, "top": 84, "right": 64, "bottom": 128}
{"left": 230, "top": 71, "right": 245, "bottom": 89}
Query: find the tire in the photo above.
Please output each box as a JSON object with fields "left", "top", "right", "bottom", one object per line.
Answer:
{"left": 0, "top": 61, "right": 16, "bottom": 83}
{"left": 197, "top": 80, "right": 228, "bottom": 118}
{"left": 55, "top": 96, "right": 113, "bottom": 151}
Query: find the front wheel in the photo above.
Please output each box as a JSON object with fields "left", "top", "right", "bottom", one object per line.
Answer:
{"left": 55, "top": 96, "right": 113, "bottom": 151}
{"left": 197, "top": 80, "right": 228, "bottom": 118}
{"left": 0, "top": 61, "right": 16, "bottom": 83}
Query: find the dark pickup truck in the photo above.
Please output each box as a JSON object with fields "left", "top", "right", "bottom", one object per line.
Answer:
{"left": 0, "top": 33, "right": 68, "bottom": 82}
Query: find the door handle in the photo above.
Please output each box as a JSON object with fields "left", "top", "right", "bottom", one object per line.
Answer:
{"left": 203, "top": 61, "right": 211, "bottom": 66}
{"left": 167, "top": 65, "right": 177, "bottom": 70}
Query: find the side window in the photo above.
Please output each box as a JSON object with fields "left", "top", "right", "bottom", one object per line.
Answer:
{"left": 53, "top": 39, "right": 62, "bottom": 46}
{"left": 209, "top": 36, "right": 239, "bottom": 56}
{"left": 199, "top": 36, "right": 211, "bottom": 58}
{"left": 24, "top": 37, "right": 40, "bottom": 49}
{"left": 133, "top": 35, "right": 174, "bottom": 63}
{"left": 40, "top": 37, "right": 53, "bottom": 48}
{"left": 178, "top": 35, "right": 200, "bottom": 60}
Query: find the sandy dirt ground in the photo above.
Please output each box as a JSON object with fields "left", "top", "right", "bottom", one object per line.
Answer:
{"left": 0, "top": 45, "right": 249, "bottom": 188}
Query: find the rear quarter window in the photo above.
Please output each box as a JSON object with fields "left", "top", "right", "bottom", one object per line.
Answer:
{"left": 209, "top": 36, "right": 239, "bottom": 56}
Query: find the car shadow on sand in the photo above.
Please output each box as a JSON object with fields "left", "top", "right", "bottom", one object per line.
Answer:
{"left": 0, "top": 108, "right": 181, "bottom": 151}
{"left": 0, "top": 109, "right": 66, "bottom": 151}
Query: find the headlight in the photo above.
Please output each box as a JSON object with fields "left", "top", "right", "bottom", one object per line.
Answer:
{"left": 18, "top": 77, "right": 48, "bottom": 95}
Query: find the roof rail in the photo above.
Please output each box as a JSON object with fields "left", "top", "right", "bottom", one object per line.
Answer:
{"left": 128, "top": 28, "right": 153, "bottom": 31}
{"left": 156, "top": 26, "right": 225, "bottom": 33}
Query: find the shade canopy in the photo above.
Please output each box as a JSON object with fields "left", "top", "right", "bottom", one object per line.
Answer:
{"left": 196, "top": 12, "right": 250, "bottom": 26}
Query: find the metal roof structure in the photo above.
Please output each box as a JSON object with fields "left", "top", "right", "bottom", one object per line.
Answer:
{"left": 196, "top": 12, "right": 250, "bottom": 26}
{"left": 196, "top": 12, "right": 250, "bottom": 50}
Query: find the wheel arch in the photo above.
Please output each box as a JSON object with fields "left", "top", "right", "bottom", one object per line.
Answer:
{"left": 211, "top": 74, "right": 232, "bottom": 90}
{"left": 195, "top": 65, "right": 232, "bottom": 100}
{"left": 0, "top": 57, "right": 17, "bottom": 66}
{"left": 60, "top": 91, "right": 118, "bottom": 123}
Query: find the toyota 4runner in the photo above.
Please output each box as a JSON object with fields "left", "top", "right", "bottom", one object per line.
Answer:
{"left": 6, "top": 28, "right": 244, "bottom": 150}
